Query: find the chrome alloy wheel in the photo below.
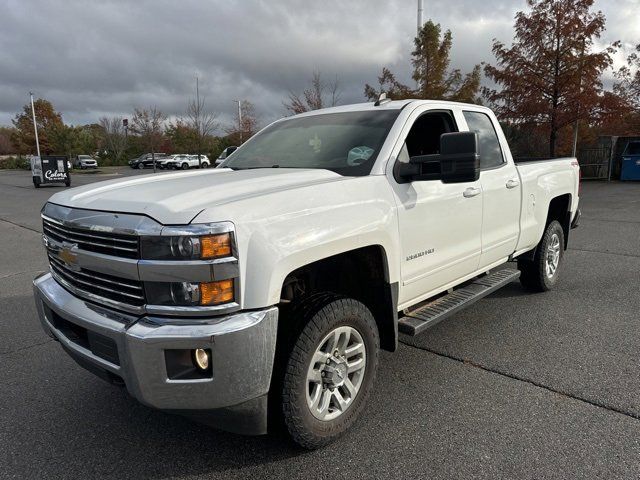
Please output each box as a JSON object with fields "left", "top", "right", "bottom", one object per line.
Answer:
{"left": 546, "top": 233, "right": 561, "bottom": 279}
{"left": 306, "top": 326, "right": 367, "bottom": 421}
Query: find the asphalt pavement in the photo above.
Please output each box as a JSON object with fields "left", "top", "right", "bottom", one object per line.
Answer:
{"left": 1, "top": 168, "right": 639, "bottom": 479}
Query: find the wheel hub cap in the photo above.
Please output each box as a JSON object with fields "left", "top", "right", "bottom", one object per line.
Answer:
{"left": 545, "top": 233, "right": 561, "bottom": 279}
{"left": 323, "top": 356, "right": 348, "bottom": 388}
{"left": 306, "top": 326, "right": 367, "bottom": 421}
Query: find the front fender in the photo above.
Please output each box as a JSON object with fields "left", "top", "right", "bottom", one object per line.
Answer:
{"left": 194, "top": 175, "right": 400, "bottom": 309}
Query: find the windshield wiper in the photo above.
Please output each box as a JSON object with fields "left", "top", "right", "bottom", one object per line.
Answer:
{"left": 231, "top": 165, "right": 280, "bottom": 170}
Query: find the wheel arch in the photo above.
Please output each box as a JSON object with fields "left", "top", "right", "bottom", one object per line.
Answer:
{"left": 519, "top": 193, "right": 572, "bottom": 261}
{"left": 277, "top": 245, "right": 398, "bottom": 352}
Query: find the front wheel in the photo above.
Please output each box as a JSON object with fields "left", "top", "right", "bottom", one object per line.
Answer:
{"left": 281, "top": 295, "right": 379, "bottom": 449}
{"left": 137, "top": 163, "right": 144, "bottom": 170}
{"left": 181, "top": 163, "right": 189, "bottom": 170}
{"left": 518, "top": 220, "right": 565, "bottom": 292}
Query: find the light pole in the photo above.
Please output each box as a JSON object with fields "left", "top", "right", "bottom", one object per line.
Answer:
{"left": 417, "top": 0, "right": 424, "bottom": 35}
{"left": 196, "top": 75, "right": 202, "bottom": 167}
{"left": 123, "top": 118, "right": 128, "bottom": 154}
{"left": 234, "top": 100, "right": 243, "bottom": 144}
{"left": 29, "top": 92, "right": 41, "bottom": 158}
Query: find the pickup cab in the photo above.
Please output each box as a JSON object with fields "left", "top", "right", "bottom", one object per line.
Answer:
{"left": 33, "top": 99, "right": 580, "bottom": 449}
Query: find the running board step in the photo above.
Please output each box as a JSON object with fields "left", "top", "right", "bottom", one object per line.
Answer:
{"left": 398, "top": 268, "right": 521, "bottom": 336}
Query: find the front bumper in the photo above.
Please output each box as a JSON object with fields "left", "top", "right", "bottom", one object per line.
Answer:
{"left": 34, "top": 273, "right": 278, "bottom": 434}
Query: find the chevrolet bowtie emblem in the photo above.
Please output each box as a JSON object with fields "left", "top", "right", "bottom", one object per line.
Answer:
{"left": 58, "top": 244, "right": 79, "bottom": 268}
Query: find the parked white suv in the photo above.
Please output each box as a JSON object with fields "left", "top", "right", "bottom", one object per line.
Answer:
{"left": 34, "top": 99, "right": 580, "bottom": 449}
{"left": 168, "top": 154, "right": 210, "bottom": 169}
{"left": 74, "top": 155, "right": 98, "bottom": 169}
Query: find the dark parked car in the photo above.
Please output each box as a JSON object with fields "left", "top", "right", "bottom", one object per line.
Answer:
{"left": 128, "top": 153, "right": 167, "bottom": 169}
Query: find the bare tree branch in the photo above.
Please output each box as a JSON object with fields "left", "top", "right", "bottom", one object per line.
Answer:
{"left": 284, "top": 70, "right": 342, "bottom": 114}
{"left": 185, "top": 92, "right": 219, "bottom": 165}
{"left": 99, "top": 116, "right": 127, "bottom": 161}
{"left": 130, "top": 106, "right": 166, "bottom": 172}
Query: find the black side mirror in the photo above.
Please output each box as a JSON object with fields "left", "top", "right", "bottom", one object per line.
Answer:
{"left": 397, "top": 131, "right": 480, "bottom": 183}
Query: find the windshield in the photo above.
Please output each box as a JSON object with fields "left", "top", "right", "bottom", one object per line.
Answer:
{"left": 222, "top": 110, "right": 400, "bottom": 176}
{"left": 79, "top": 155, "right": 92, "bottom": 159}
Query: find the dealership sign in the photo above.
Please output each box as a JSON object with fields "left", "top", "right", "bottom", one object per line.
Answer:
{"left": 31, "top": 155, "right": 70, "bottom": 188}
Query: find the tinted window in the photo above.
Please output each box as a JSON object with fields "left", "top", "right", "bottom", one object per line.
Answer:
{"left": 405, "top": 111, "right": 456, "bottom": 157}
{"left": 625, "top": 142, "right": 640, "bottom": 155}
{"left": 463, "top": 111, "right": 504, "bottom": 169}
{"left": 223, "top": 111, "right": 400, "bottom": 176}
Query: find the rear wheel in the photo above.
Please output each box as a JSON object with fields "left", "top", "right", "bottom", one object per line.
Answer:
{"left": 281, "top": 294, "right": 379, "bottom": 449}
{"left": 201, "top": 162, "right": 209, "bottom": 168}
{"left": 518, "top": 220, "right": 564, "bottom": 292}
{"left": 181, "top": 163, "right": 189, "bottom": 170}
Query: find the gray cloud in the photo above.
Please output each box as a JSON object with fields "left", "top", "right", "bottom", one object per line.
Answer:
{"left": 0, "top": 0, "right": 636, "bottom": 129}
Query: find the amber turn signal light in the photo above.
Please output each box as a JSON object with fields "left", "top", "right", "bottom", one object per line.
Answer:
{"left": 200, "top": 279, "right": 234, "bottom": 305}
{"left": 200, "top": 233, "right": 232, "bottom": 259}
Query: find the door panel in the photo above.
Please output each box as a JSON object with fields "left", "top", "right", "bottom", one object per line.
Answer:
{"left": 393, "top": 179, "right": 483, "bottom": 306}
{"left": 478, "top": 165, "right": 520, "bottom": 266}
{"left": 461, "top": 110, "right": 520, "bottom": 267}
{"left": 389, "top": 107, "right": 484, "bottom": 307}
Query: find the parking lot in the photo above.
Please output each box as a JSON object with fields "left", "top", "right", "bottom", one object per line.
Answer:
{"left": 1, "top": 168, "right": 639, "bottom": 479}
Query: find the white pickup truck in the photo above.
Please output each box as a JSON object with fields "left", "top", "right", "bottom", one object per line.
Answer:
{"left": 34, "top": 99, "right": 580, "bottom": 449}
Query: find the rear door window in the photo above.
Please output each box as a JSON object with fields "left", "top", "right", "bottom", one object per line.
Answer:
{"left": 463, "top": 111, "right": 505, "bottom": 169}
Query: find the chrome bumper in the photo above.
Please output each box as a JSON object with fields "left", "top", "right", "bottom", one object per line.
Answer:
{"left": 33, "top": 273, "right": 278, "bottom": 434}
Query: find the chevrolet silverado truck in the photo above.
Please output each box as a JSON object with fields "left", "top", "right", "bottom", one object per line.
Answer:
{"left": 34, "top": 98, "right": 580, "bottom": 449}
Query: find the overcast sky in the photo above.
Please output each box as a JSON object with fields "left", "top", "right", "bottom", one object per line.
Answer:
{"left": 1, "top": 0, "right": 638, "bottom": 129}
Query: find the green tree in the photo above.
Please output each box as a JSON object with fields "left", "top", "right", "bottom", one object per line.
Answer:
{"left": 364, "top": 21, "right": 481, "bottom": 103}
{"left": 11, "top": 98, "right": 63, "bottom": 155}
{"left": 165, "top": 120, "right": 199, "bottom": 153}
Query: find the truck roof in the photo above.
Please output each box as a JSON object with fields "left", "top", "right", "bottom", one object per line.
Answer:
{"left": 292, "top": 99, "right": 491, "bottom": 118}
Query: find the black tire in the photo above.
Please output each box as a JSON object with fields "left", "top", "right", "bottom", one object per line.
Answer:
{"left": 181, "top": 163, "right": 189, "bottom": 170}
{"left": 33, "top": 178, "right": 40, "bottom": 188}
{"left": 137, "top": 163, "right": 144, "bottom": 170}
{"left": 518, "top": 220, "right": 564, "bottom": 292}
{"left": 201, "top": 162, "right": 209, "bottom": 168}
{"left": 65, "top": 179, "right": 71, "bottom": 187}
{"left": 281, "top": 294, "right": 379, "bottom": 449}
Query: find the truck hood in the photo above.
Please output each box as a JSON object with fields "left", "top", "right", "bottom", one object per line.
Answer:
{"left": 48, "top": 168, "right": 347, "bottom": 224}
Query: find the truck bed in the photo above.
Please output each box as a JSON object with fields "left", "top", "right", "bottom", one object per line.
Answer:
{"left": 514, "top": 157, "right": 580, "bottom": 254}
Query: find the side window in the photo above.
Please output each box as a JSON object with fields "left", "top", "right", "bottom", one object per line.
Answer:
{"left": 462, "top": 111, "right": 504, "bottom": 169}
{"left": 405, "top": 111, "right": 457, "bottom": 158}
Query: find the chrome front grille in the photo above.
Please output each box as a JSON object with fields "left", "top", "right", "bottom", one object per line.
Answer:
{"left": 41, "top": 203, "right": 240, "bottom": 317}
{"left": 48, "top": 253, "right": 145, "bottom": 307}
{"left": 43, "top": 217, "right": 139, "bottom": 259}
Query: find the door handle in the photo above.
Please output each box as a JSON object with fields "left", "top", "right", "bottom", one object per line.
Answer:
{"left": 506, "top": 179, "right": 520, "bottom": 189}
{"left": 463, "top": 187, "right": 481, "bottom": 198}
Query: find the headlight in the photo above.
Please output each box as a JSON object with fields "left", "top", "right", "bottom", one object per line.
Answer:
{"left": 145, "top": 279, "right": 234, "bottom": 306}
{"left": 141, "top": 232, "right": 232, "bottom": 260}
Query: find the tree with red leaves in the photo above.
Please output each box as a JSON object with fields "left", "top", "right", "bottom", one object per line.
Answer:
{"left": 484, "top": 0, "right": 619, "bottom": 157}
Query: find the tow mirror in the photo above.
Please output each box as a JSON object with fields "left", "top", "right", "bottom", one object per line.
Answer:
{"left": 397, "top": 131, "right": 480, "bottom": 183}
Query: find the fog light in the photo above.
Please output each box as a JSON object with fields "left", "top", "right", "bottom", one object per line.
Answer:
{"left": 193, "top": 348, "right": 210, "bottom": 371}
